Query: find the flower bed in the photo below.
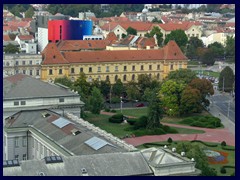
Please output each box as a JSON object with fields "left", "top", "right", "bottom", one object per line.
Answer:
{"left": 204, "top": 150, "right": 229, "bottom": 164}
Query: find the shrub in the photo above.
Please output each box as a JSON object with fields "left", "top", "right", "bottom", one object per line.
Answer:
{"left": 168, "top": 137, "right": 173, "bottom": 143}
{"left": 134, "top": 116, "right": 148, "bottom": 129}
{"left": 109, "top": 113, "right": 123, "bottom": 123}
{"left": 104, "top": 108, "right": 110, "bottom": 112}
{"left": 110, "top": 109, "right": 116, "bottom": 113}
{"left": 220, "top": 167, "right": 226, "bottom": 174}
{"left": 221, "top": 141, "right": 227, "bottom": 146}
{"left": 127, "top": 118, "right": 137, "bottom": 125}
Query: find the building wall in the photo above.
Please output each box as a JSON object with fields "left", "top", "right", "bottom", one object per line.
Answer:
{"left": 38, "top": 27, "right": 48, "bottom": 52}
{"left": 41, "top": 60, "right": 187, "bottom": 84}
{"left": 3, "top": 54, "right": 42, "bottom": 78}
{"left": 4, "top": 96, "right": 81, "bottom": 110}
{"left": 26, "top": 43, "right": 37, "bottom": 54}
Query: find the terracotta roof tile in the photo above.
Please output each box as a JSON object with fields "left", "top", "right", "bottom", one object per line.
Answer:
{"left": 158, "top": 21, "right": 201, "bottom": 31}
{"left": 42, "top": 43, "right": 69, "bottom": 65}
{"left": 101, "top": 21, "right": 153, "bottom": 31}
{"left": 56, "top": 40, "right": 111, "bottom": 51}
{"left": 3, "top": 35, "right": 12, "bottom": 41}
{"left": 18, "top": 35, "right": 34, "bottom": 40}
{"left": 42, "top": 40, "right": 187, "bottom": 65}
{"left": 105, "top": 32, "right": 118, "bottom": 43}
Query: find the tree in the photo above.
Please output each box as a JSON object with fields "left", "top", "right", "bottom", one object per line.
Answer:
{"left": 88, "top": 87, "right": 104, "bottom": 114}
{"left": 25, "top": 6, "right": 35, "bottom": 18}
{"left": 146, "top": 98, "right": 163, "bottom": 129}
{"left": 199, "top": 49, "right": 215, "bottom": 66}
{"left": 218, "top": 66, "right": 235, "bottom": 92}
{"left": 146, "top": 26, "right": 163, "bottom": 46}
{"left": 159, "top": 80, "right": 186, "bottom": 116}
{"left": 188, "top": 78, "right": 214, "bottom": 107}
{"left": 180, "top": 86, "right": 202, "bottom": 114}
{"left": 4, "top": 43, "right": 19, "bottom": 54}
{"left": 208, "top": 42, "right": 224, "bottom": 60}
{"left": 138, "top": 74, "right": 152, "bottom": 94}
{"left": 166, "top": 69, "right": 197, "bottom": 85}
{"left": 126, "top": 81, "right": 140, "bottom": 103}
{"left": 99, "top": 80, "right": 111, "bottom": 98}
{"left": 54, "top": 76, "right": 73, "bottom": 88}
{"left": 225, "top": 36, "right": 235, "bottom": 62}
{"left": 186, "top": 36, "right": 204, "bottom": 59}
{"left": 164, "top": 29, "right": 188, "bottom": 52}
{"left": 112, "top": 79, "right": 124, "bottom": 97}
{"left": 126, "top": 27, "right": 137, "bottom": 35}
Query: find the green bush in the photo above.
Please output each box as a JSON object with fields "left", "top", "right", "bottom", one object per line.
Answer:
{"left": 127, "top": 118, "right": 137, "bottom": 125}
{"left": 168, "top": 137, "right": 173, "bottom": 143}
{"left": 190, "top": 140, "right": 218, "bottom": 147}
{"left": 181, "top": 116, "right": 222, "bottom": 128}
{"left": 220, "top": 167, "right": 226, "bottom": 174}
{"left": 104, "top": 108, "right": 110, "bottom": 112}
{"left": 110, "top": 109, "right": 116, "bottom": 113}
{"left": 134, "top": 116, "right": 148, "bottom": 129}
{"left": 221, "top": 141, "right": 227, "bottom": 146}
{"left": 109, "top": 113, "right": 123, "bottom": 123}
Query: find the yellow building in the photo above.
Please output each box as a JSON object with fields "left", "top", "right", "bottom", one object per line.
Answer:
{"left": 41, "top": 40, "right": 188, "bottom": 84}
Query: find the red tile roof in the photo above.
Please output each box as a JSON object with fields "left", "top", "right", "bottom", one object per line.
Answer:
{"left": 42, "top": 41, "right": 187, "bottom": 65}
{"left": 3, "top": 35, "right": 12, "bottom": 41}
{"left": 158, "top": 21, "right": 202, "bottom": 31}
{"left": 105, "top": 32, "right": 118, "bottom": 43}
{"left": 42, "top": 43, "right": 69, "bottom": 65}
{"left": 3, "top": 25, "right": 18, "bottom": 32}
{"left": 18, "top": 35, "right": 34, "bottom": 40}
{"left": 56, "top": 40, "right": 111, "bottom": 51}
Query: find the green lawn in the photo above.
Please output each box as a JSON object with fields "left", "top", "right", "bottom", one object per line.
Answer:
{"left": 84, "top": 112, "right": 205, "bottom": 138}
{"left": 115, "top": 107, "right": 148, "bottom": 118}
{"left": 137, "top": 141, "right": 235, "bottom": 176}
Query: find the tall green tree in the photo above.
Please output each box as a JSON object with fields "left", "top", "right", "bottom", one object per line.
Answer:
{"left": 200, "top": 49, "right": 215, "bottom": 65}
{"left": 25, "top": 6, "right": 35, "bottom": 18}
{"left": 126, "top": 27, "right": 137, "bottom": 35}
{"left": 99, "top": 80, "right": 111, "bottom": 98}
{"left": 208, "top": 42, "right": 224, "bottom": 59}
{"left": 186, "top": 36, "right": 204, "bottom": 59}
{"left": 138, "top": 74, "right": 152, "bottom": 94}
{"left": 180, "top": 86, "right": 202, "bottom": 114}
{"left": 112, "top": 79, "right": 124, "bottom": 97}
{"left": 88, "top": 87, "right": 104, "bottom": 114}
{"left": 159, "top": 80, "right": 186, "bottom": 116}
{"left": 126, "top": 81, "right": 140, "bottom": 102}
{"left": 145, "top": 26, "right": 163, "bottom": 46}
{"left": 188, "top": 78, "right": 214, "bottom": 107}
{"left": 218, "top": 66, "right": 235, "bottom": 92}
{"left": 166, "top": 69, "right": 197, "bottom": 85}
{"left": 164, "top": 29, "right": 188, "bottom": 52}
{"left": 54, "top": 76, "right": 73, "bottom": 88}
{"left": 4, "top": 43, "right": 19, "bottom": 54}
{"left": 225, "top": 36, "right": 235, "bottom": 62}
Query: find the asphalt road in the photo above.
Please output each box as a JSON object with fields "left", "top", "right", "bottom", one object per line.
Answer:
{"left": 210, "top": 94, "right": 235, "bottom": 123}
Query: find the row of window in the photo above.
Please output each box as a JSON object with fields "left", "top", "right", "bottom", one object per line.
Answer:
{"left": 15, "top": 69, "right": 40, "bottom": 76}
{"left": 13, "top": 98, "right": 64, "bottom": 106}
{"left": 33, "top": 139, "right": 56, "bottom": 158}
{"left": 15, "top": 154, "right": 27, "bottom": 161}
{"left": 86, "top": 73, "right": 161, "bottom": 82}
{"left": 49, "top": 65, "right": 164, "bottom": 75}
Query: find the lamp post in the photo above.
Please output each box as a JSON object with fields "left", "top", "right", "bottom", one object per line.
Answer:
{"left": 120, "top": 96, "right": 123, "bottom": 113}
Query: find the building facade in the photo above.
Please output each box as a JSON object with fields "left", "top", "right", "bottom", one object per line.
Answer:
{"left": 40, "top": 41, "right": 188, "bottom": 83}
{"left": 3, "top": 54, "right": 42, "bottom": 78}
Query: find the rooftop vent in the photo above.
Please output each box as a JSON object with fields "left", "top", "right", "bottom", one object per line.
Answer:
{"left": 44, "top": 156, "right": 63, "bottom": 164}
{"left": 172, "top": 147, "right": 176, "bottom": 152}
{"left": 71, "top": 128, "right": 81, "bottom": 136}
{"left": 81, "top": 168, "right": 88, "bottom": 176}
{"left": 181, "top": 152, "right": 185, "bottom": 156}
{"left": 38, "top": 172, "right": 45, "bottom": 176}
{"left": 42, "top": 112, "right": 51, "bottom": 118}
{"left": 164, "top": 145, "right": 168, "bottom": 149}
{"left": 3, "top": 159, "right": 20, "bottom": 168}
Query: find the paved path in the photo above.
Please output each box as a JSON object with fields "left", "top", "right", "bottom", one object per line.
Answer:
{"left": 100, "top": 111, "right": 235, "bottom": 147}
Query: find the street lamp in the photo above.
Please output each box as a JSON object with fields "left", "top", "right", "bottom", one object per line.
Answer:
{"left": 120, "top": 96, "right": 123, "bottom": 113}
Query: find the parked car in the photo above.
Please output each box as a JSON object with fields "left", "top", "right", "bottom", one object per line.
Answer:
{"left": 136, "top": 103, "right": 144, "bottom": 107}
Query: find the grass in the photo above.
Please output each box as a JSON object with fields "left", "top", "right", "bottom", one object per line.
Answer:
{"left": 84, "top": 111, "right": 205, "bottom": 138}
{"left": 137, "top": 141, "right": 235, "bottom": 176}
{"left": 115, "top": 107, "right": 148, "bottom": 118}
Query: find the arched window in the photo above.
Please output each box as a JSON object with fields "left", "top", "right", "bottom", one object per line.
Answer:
{"left": 132, "top": 74, "right": 135, "bottom": 81}
{"left": 115, "top": 75, "right": 118, "bottom": 82}
{"left": 106, "top": 75, "right": 109, "bottom": 81}
{"left": 123, "top": 75, "right": 127, "bottom": 81}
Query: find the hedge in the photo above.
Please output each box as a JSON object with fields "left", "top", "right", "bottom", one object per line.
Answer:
{"left": 190, "top": 140, "right": 218, "bottom": 147}
{"left": 109, "top": 113, "right": 123, "bottom": 123}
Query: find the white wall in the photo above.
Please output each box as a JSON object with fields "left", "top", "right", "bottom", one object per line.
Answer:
{"left": 38, "top": 27, "right": 48, "bottom": 52}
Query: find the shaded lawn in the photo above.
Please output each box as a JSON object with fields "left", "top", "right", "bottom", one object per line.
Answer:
{"left": 115, "top": 107, "right": 148, "bottom": 118}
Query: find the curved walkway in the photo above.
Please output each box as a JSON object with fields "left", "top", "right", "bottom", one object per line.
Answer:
{"left": 100, "top": 111, "right": 235, "bottom": 147}
{"left": 124, "top": 123, "right": 235, "bottom": 147}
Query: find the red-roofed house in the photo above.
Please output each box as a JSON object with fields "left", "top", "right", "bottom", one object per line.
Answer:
{"left": 153, "top": 21, "right": 202, "bottom": 40}
{"left": 15, "top": 35, "right": 36, "bottom": 53}
{"left": 41, "top": 41, "right": 188, "bottom": 83}
{"left": 3, "top": 25, "right": 19, "bottom": 35}
{"left": 101, "top": 21, "right": 153, "bottom": 40}
{"left": 3, "top": 35, "right": 12, "bottom": 41}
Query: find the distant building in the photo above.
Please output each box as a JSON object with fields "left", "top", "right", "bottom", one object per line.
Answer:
{"left": 15, "top": 35, "right": 35, "bottom": 53}
{"left": 79, "top": 10, "right": 96, "bottom": 20}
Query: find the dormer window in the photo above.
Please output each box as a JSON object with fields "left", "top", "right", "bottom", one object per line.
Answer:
{"left": 53, "top": 55, "right": 56, "bottom": 59}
